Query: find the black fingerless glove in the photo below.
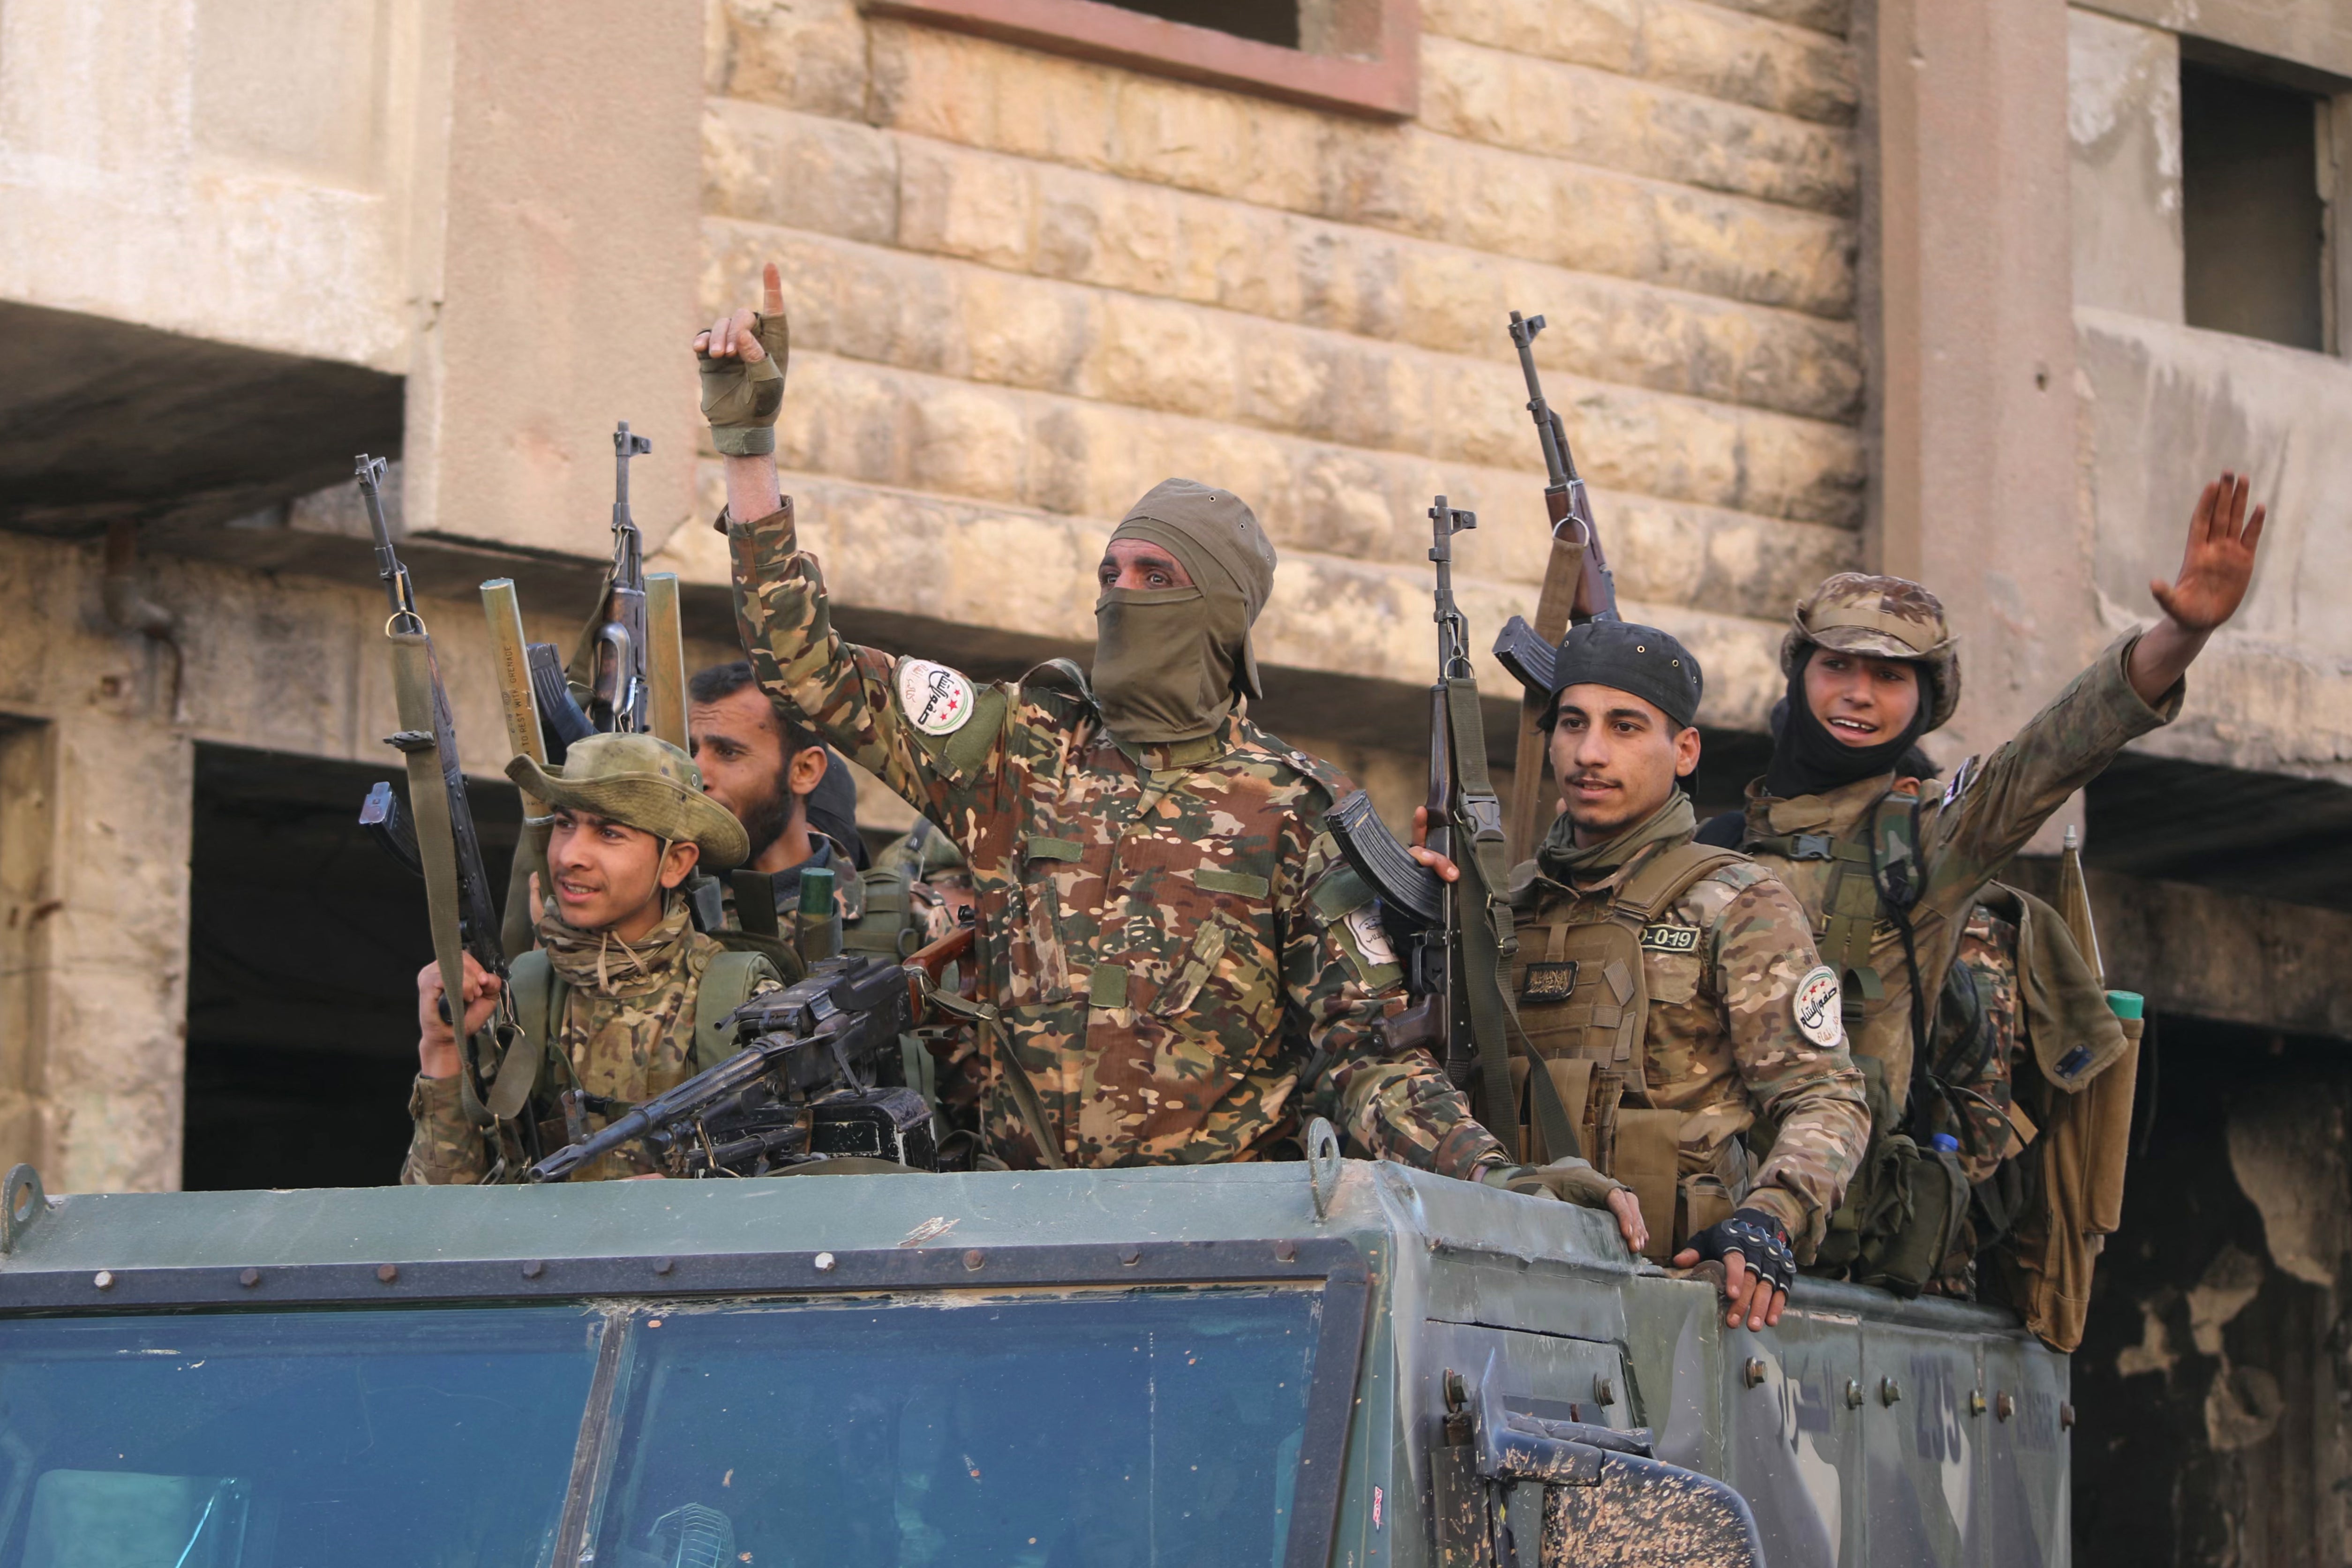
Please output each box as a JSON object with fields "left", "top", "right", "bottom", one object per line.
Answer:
{"left": 1687, "top": 1208, "right": 1796, "bottom": 1296}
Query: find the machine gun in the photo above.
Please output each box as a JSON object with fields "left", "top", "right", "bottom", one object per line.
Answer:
{"left": 1498, "top": 310, "right": 1619, "bottom": 863}
{"left": 352, "top": 454, "right": 521, "bottom": 1129}
{"left": 1325, "top": 496, "right": 1583, "bottom": 1162}
{"left": 528, "top": 927, "right": 975, "bottom": 1182}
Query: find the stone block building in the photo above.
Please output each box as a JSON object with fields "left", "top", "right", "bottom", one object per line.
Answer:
{"left": 1, "top": 0, "right": 2349, "bottom": 1557}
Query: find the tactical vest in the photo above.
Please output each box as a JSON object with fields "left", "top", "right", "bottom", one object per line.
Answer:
{"left": 491, "top": 945, "right": 781, "bottom": 1172}
{"left": 1743, "top": 785, "right": 1923, "bottom": 1031}
{"left": 1510, "top": 840, "right": 1744, "bottom": 1258}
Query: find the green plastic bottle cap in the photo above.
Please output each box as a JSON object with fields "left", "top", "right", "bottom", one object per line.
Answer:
{"left": 2105, "top": 990, "right": 2144, "bottom": 1020}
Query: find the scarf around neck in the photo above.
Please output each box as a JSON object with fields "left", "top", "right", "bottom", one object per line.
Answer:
{"left": 535, "top": 898, "right": 695, "bottom": 997}
{"left": 1537, "top": 790, "right": 1698, "bottom": 881}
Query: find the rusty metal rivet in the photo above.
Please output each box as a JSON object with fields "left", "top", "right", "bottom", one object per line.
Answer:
{"left": 1996, "top": 1392, "right": 2015, "bottom": 1421}
{"left": 1594, "top": 1375, "right": 1616, "bottom": 1406}
{"left": 2060, "top": 1402, "right": 2075, "bottom": 1430}
{"left": 376, "top": 1263, "right": 398, "bottom": 1284}
{"left": 653, "top": 1257, "right": 674, "bottom": 1276}
{"left": 1969, "top": 1390, "right": 1987, "bottom": 1417}
{"left": 521, "top": 1260, "right": 544, "bottom": 1280}
{"left": 238, "top": 1268, "right": 260, "bottom": 1289}
{"left": 92, "top": 1270, "right": 114, "bottom": 1291}
{"left": 1119, "top": 1245, "right": 1142, "bottom": 1267}
{"left": 1844, "top": 1379, "right": 1864, "bottom": 1409}
{"left": 1273, "top": 1240, "right": 1297, "bottom": 1263}
{"left": 813, "top": 1252, "right": 836, "bottom": 1273}
{"left": 1743, "top": 1358, "right": 1767, "bottom": 1388}
{"left": 963, "top": 1248, "right": 986, "bottom": 1271}
{"left": 1880, "top": 1377, "right": 1901, "bottom": 1406}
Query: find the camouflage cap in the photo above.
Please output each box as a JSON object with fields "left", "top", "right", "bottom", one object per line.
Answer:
{"left": 1783, "top": 573, "right": 1961, "bottom": 730}
{"left": 506, "top": 732, "right": 751, "bottom": 871}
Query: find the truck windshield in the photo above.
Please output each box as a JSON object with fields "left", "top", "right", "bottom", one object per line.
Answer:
{"left": 0, "top": 1284, "right": 1323, "bottom": 1568}
{"left": 592, "top": 1285, "right": 1321, "bottom": 1568}
{"left": 0, "top": 1305, "right": 601, "bottom": 1567}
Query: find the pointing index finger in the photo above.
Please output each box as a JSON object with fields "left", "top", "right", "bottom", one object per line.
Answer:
{"left": 762, "top": 261, "right": 784, "bottom": 318}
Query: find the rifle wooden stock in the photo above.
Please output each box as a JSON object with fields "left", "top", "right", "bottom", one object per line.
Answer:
{"left": 1505, "top": 525, "right": 1592, "bottom": 864}
{"left": 646, "top": 572, "right": 690, "bottom": 750}
{"left": 481, "top": 579, "right": 551, "bottom": 961}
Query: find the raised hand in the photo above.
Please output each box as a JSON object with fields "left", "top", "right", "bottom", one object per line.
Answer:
{"left": 2151, "top": 470, "right": 2266, "bottom": 634}
{"left": 697, "top": 262, "right": 791, "bottom": 462}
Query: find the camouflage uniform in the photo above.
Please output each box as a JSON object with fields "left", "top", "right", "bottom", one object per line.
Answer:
{"left": 1738, "top": 583, "right": 2180, "bottom": 1116}
{"left": 402, "top": 903, "right": 783, "bottom": 1184}
{"left": 727, "top": 500, "right": 1505, "bottom": 1176}
{"left": 1511, "top": 825, "right": 1870, "bottom": 1257}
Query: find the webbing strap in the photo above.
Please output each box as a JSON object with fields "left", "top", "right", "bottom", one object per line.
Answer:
{"left": 488, "top": 951, "right": 561, "bottom": 1124}
{"left": 1444, "top": 678, "right": 1580, "bottom": 1161}
{"left": 391, "top": 631, "right": 496, "bottom": 1134}
{"left": 927, "top": 989, "right": 1066, "bottom": 1172}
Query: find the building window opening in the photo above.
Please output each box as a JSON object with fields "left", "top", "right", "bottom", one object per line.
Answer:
{"left": 2180, "top": 61, "right": 2328, "bottom": 351}
{"left": 1101, "top": 0, "right": 1299, "bottom": 48}
{"left": 182, "top": 744, "right": 519, "bottom": 1192}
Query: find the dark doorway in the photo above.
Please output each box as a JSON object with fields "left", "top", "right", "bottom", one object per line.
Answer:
{"left": 2070, "top": 1015, "right": 2352, "bottom": 1567}
{"left": 182, "top": 744, "right": 519, "bottom": 1191}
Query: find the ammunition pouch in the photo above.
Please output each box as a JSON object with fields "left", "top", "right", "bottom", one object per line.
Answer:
{"left": 1810, "top": 1056, "right": 1969, "bottom": 1299}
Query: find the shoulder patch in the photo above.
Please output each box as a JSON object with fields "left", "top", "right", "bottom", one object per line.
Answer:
{"left": 1341, "top": 906, "right": 1398, "bottom": 970}
{"left": 898, "top": 659, "right": 977, "bottom": 735}
{"left": 1793, "top": 965, "right": 1844, "bottom": 1047}
{"left": 1639, "top": 923, "right": 1701, "bottom": 953}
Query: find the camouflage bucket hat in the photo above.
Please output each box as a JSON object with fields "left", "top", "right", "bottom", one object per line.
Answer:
{"left": 506, "top": 732, "right": 751, "bottom": 872}
{"left": 1782, "top": 573, "right": 1962, "bottom": 731}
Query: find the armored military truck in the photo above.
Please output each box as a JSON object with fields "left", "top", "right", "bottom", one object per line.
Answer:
{"left": 0, "top": 1134, "right": 2066, "bottom": 1568}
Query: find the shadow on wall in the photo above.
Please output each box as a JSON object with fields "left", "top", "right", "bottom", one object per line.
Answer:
{"left": 2072, "top": 1018, "right": 2352, "bottom": 1567}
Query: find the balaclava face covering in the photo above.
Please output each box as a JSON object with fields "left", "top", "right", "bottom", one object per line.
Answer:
{"left": 1764, "top": 647, "right": 1939, "bottom": 800}
{"left": 1093, "top": 480, "right": 1277, "bottom": 745}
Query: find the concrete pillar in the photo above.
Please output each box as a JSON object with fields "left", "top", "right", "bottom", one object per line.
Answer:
{"left": 1861, "top": 0, "right": 2095, "bottom": 790}
{"left": 0, "top": 702, "right": 193, "bottom": 1195}
{"left": 400, "top": 0, "right": 708, "bottom": 561}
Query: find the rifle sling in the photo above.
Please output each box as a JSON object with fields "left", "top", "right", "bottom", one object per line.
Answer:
{"left": 1442, "top": 677, "right": 1579, "bottom": 1162}
{"left": 390, "top": 631, "right": 497, "bottom": 1133}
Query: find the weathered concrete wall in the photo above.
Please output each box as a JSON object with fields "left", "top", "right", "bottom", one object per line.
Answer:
{"left": 0, "top": 531, "right": 736, "bottom": 1192}
{"left": 669, "top": 0, "right": 1871, "bottom": 733}
{"left": 2069, "top": 8, "right": 2183, "bottom": 324}
{"left": 2080, "top": 0, "right": 2352, "bottom": 80}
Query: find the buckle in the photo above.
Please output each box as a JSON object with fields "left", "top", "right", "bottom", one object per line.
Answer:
{"left": 1791, "top": 833, "right": 1835, "bottom": 860}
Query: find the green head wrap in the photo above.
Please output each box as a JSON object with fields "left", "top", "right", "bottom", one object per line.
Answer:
{"left": 1093, "top": 479, "right": 1278, "bottom": 744}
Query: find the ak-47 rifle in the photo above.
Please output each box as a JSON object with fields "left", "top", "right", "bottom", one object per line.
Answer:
{"left": 528, "top": 926, "right": 975, "bottom": 1181}
{"left": 352, "top": 455, "right": 526, "bottom": 1148}
{"left": 1499, "top": 311, "right": 1619, "bottom": 865}
{"left": 588, "top": 420, "right": 654, "bottom": 733}
{"left": 1325, "top": 498, "right": 1583, "bottom": 1162}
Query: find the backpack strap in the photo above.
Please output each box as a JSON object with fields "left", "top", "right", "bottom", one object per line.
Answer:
{"left": 488, "top": 948, "right": 566, "bottom": 1123}
{"left": 1616, "top": 842, "right": 1745, "bottom": 923}
{"left": 690, "top": 949, "right": 782, "bottom": 1073}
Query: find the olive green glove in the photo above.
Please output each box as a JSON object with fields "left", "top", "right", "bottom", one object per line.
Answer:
{"left": 1478, "top": 1156, "right": 1627, "bottom": 1208}
{"left": 699, "top": 309, "right": 791, "bottom": 457}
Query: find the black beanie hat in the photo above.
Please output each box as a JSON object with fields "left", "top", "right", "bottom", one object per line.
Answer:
{"left": 1546, "top": 621, "right": 1704, "bottom": 731}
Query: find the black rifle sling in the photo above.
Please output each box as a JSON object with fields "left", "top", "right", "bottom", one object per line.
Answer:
{"left": 1443, "top": 677, "right": 1581, "bottom": 1162}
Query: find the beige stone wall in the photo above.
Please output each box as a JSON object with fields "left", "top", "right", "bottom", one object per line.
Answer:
{"left": 665, "top": 0, "right": 1869, "bottom": 739}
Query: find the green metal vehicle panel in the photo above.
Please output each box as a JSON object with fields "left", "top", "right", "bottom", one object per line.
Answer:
{"left": 0, "top": 1158, "right": 2067, "bottom": 1567}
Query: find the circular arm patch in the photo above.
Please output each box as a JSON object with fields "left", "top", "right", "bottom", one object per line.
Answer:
{"left": 1793, "top": 965, "right": 1844, "bottom": 1047}
{"left": 898, "top": 659, "right": 976, "bottom": 735}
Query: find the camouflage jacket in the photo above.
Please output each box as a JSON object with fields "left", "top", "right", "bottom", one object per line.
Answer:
{"left": 402, "top": 906, "right": 781, "bottom": 1185}
{"left": 1513, "top": 840, "right": 1870, "bottom": 1255}
{"left": 1738, "top": 632, "right": 2179, "bottom": 1110}
{"left": 729, "top": 502, "right": 1505, "bottom": 1177}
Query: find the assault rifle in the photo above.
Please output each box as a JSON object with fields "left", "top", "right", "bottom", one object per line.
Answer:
{"left": 1325, "top": 495, "right": 1582, "bottom": 1161}
{"left": 352, "top": 455, "right": 520, "bottom": 1124}
{"left": 1498, "top": 310, "right": 1619, "bottom": 863}
{"left": 520, "top": 420, "right": 658, "bottom": 757}
{"left": 528, "top": 927, "right": 975, "bottom": 1182}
